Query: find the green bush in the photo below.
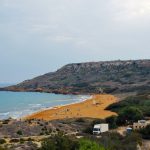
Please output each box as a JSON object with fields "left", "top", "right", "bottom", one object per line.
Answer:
{"left": 20, "top": 138, "right": 25, "bottom": 144}
{"left": 17, "top": 130, "right": 23, "bottom": 135}
{"left": 124, "top": 132, "right": 142, "bottom": 146}
{"left": 27, "top": 138, "right": 34, "bottom": 141}
{"left": 0, "top": 139, "right": 6, "bottom": 144}
{"left": 40, "top": 138, "right": 56, "bottom": 150}
{"left": 83, "top": 126, "right": 93, "bottom": 134}
{"left": 105, "top": 116, "right": 117, "bottom": 129}
{"left": 98, "top": 132, "right": 142, "bottom": 150}
{"left": 92, "top": 119, "right": 105, "bottom": 126}
{"left": 79, "top": 139, "right": 106, "bottom": 150}
{"left": 39, "top": 132, "right": 142, "bottom": 150}
{"left": 40, "top": 132, "right": 44, "bottom": 136}
{"left": 40, "top": 133, "right": 79, "bottom": 150}
{"left": 0, "top": 146, "right": 6, "bottom": 150}
{"left": 10, "top": 139, "right": 20, "bottom": 143}
{"left": 116, "top": 107, "right": 143, "bottom": 125}
{"left": 106, "top": 94, "right": 150, "bottom": 117}
{"left": 139, "top": 125, "right": 150, "bottom": 139}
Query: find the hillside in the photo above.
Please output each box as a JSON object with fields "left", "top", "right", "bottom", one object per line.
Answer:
{"left": 1, "top": 59, "right": 150, "bottom": 94}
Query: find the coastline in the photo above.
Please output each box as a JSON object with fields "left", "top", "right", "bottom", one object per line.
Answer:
{"left": 0, "top": 91, "right": 90, "bottom": 120}
{"left": 25, "top": 94, "right": 118, "bottom": 121}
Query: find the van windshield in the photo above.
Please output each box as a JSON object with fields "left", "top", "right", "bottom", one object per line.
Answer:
{"left": 93, "top": 128, "right": 100, "bottom": 131}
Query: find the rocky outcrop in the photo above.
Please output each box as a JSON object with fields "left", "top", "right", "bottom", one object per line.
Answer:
{"left": 1, "top": 59, "right": 150, "bottom": 94}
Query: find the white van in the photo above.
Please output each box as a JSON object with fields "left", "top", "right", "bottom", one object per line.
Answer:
{"left": 93, "top": 124, "right": 109, "bottom": 135}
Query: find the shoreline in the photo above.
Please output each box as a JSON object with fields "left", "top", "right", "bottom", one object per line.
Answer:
{"left": 23, "top": 95, "right": 92, "bottom": 119}
{"left": 0, "top": 92, "right": 90, "bottom": 120}
{"left": 25, "top": 94, "right": 118, "bottom": 121}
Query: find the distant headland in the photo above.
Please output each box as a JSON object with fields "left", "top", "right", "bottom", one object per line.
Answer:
{"left": 0, "top": 59, "right": 150, "bottom": 95}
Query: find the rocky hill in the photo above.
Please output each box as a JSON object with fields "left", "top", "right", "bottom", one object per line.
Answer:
{"left": 1, "top": 59, "right": 150, "bottom": 94}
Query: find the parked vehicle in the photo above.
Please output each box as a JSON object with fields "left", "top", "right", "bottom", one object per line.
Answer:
{"left": 93, "top": 124, "right": 109, "bottom": 135}
{"left": 126, "top": 127, "right": 132, "bottom": 134}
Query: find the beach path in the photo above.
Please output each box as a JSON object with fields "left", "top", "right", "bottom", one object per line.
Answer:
{"left": 25, "top": 94, "right": 117, "bottom": 121}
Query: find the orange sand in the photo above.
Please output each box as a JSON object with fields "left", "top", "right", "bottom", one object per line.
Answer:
{"left": 26, "top": 94, "right": 117, "bottom": 121}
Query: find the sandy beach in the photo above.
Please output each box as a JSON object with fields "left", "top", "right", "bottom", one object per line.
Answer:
{"left": 26, "top": 94, "right": 117, "bottom": 121}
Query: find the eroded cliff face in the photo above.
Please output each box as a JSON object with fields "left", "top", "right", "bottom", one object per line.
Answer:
{"left": 1, "top": 59, "right": 150, "bottom": 94}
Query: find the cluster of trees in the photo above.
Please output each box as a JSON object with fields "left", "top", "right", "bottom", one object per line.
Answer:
{"left": 105, "top": 92, "right": 150, "bottom": 140}
{"left": 39, "top": 133, "right": 105, "bottom": 150}
{"left": 39, "top": 132, "right": 142, "bottom": 150}
{"left": 105, "top": 93, "right": 150, "bottom": 128}
{"left": 138, "top": 125, "right": 150, "bottom": 139}
{"left": 106, "top": 107, "right": 143, "bottom": 128}
{"left": 106, "top": 93, "right": 150, "bottom": 117}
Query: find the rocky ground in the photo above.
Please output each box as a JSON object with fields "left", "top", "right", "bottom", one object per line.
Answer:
{"left": 0, "top": 118, "right": 97, "bottom": 150}
{"left": 0, "top": 118, "right": 150, "bottom": 150}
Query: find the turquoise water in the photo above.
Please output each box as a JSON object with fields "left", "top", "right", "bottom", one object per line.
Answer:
{"left": 0, "top": 91, "right": 90, "bottom": 120}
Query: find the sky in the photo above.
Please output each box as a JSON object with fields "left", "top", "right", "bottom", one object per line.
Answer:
{"left": 0, "top": 0, "right": 150, "bottom": 83}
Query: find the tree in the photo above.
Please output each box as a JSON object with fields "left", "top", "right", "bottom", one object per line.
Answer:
{"left": 105, "top": 116, "right": 117, "bottom": 129}
{"left": 139, "top": 125, "right": 150, "bottom": 139}
{"left": 117, "top": 107, "right": 143, "bottom": 125}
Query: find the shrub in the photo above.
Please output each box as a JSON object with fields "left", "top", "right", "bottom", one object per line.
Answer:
{"left": 39, "top": 132, "right": 142, "bottom": 150}
{"left": 92, "top": 119, "right": 105, "bottom": 126}
{"left": 106, "top": 94, "right": 150, "bottom": 117}
{"left": 98, "top": 132, "right": 142, "bottom": 150}
{"left": 83, "top": 126, "right": 93, "bottom": 134}
{"left": 40, "top": 132, "right": 44, "bottom": 136}
{"left": 0, "top": 139, "right": 6, "bottom": 144}
{"left": 83, "top": 119, "right": 105, "bottom": 134}
{"left": 79, "top": 139, "right": 106, "bottom": 150}
{"left": 40, "top": 133, "right": 79, "bottom": 150}
{"left": 0, "top": 146, "right": 6, "bottom": 150}
{"left": 20, "top": 138, "right": 25, "bottom": 144}
{"left": 105, "top": 116, "right": 117, "bottom": 129}
{"left": 27, "top": 120, "right": 32, "bottom": 124}
{"left": 17, "top": 130, "right": 23, "bottom": 135}
{"left": 116, "top": 107, "right": 143, "bottom": 125}
{"left": 27, "top": 138, "right": 34, "bottom": 141}
{"left": 138, "top": 125, "right": 150, "bottom": 139}
{"left": 124, "top": 132, "right": 142, "bottom": 146}
{"left": 75, "top": 118, "right": 85, "bottom": 123}
{"left": 45, "top": 122, "right": 49, "bottom": 125}
{"left": 10, "top": 139, "right": 20, "bottom": 143}
{"left": 40, "top": 138, "right": 56, "bottom": 150}
{"left": 2, "top": 120, "right": 9, "bottom": 125}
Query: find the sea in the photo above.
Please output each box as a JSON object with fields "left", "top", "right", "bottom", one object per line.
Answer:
{"left": 0, "top": 84, "right": 90, "bottom": 120}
